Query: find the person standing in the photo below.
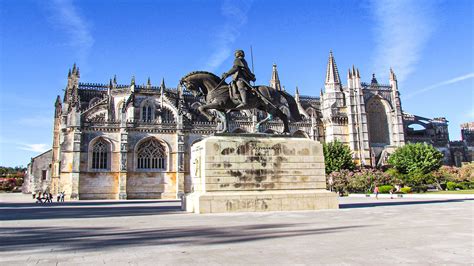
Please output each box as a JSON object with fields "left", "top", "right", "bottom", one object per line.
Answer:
{"left": 374, "top": 186, "right": 380, "bottom": 199}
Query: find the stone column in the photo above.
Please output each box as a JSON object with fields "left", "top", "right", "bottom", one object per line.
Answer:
{"left": 70, "top": 130, "right": 81, "bottom": 199}
{"left": 118, "top": 117, "right": 128, "bottom": 199}
{"left": 175, "top": 114, "right": 185, "bottom": 198}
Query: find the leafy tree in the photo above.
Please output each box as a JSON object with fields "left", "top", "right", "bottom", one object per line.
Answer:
{"left": 323, "top": 140, "right": 355, "bottom": 175}
{"left": 388, "top": 143, "right": 443, "bottom": 175}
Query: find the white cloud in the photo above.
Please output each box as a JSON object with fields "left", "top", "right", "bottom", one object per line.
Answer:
{"left": 370, "top": 0, "right": 435, "bottom": 82}
{"left": 204, "top": 0, "right": 252, "bottom": 71}
{"left": 18, "top": 143, "right": 50, "bottom": 153}
{"left": 48, "top": 0, "right": 94, "bottom": 64}
{"left": 405, "top": 72, "right": 474, "bottom": 99}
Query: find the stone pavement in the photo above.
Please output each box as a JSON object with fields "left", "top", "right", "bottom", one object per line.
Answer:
{"left": 0, "top": 193, "right": 473, "bottom": 265}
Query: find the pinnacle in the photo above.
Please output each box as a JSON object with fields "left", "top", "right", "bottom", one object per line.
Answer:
{"left": 325, "top": 51, "right": 341, "bottom": 85}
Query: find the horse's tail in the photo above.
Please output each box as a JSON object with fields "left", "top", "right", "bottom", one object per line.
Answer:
{"left": 279, "top": 90, "right": 302, "bottom": 122}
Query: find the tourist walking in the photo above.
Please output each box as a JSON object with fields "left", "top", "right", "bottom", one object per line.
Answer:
{"left": 374, "top": 186, "right": 380, "bottom": 199}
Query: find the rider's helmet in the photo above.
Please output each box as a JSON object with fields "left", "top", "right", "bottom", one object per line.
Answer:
{"left": 235, "top": 50, "right": 245, "bottom": 58}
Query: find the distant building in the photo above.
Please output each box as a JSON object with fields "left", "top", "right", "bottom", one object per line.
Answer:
{"left": 23, "top": 149, "right": 52, "bottom": 193}
{"left": 28, "top": 52, "right": 470, "bottom": 199}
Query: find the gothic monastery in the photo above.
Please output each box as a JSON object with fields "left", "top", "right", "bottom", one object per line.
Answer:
{"left": 24, "top": 52, "right": 473, "bottom": 199}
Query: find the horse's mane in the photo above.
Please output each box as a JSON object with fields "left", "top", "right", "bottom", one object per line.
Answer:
{"left": 180, "top": 71, "right": 220, "bottom": 82}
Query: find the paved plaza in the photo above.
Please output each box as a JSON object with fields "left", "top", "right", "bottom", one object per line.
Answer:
{"left": 1, "top": 193, "right": 473, "bottom": 265}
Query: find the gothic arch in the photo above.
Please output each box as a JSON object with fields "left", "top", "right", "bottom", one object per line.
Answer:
{"left": 133, "top": 137, "right": 170, "bottom": 171}
{"left": 366, "top": 96, "right": 392, "bottom": 146}
{"left": 87, "top": 136, "right": 113, "bottom": 171}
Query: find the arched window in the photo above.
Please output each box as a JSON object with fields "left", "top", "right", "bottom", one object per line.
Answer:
{"left": 366, "top": 97, "right": 390, "bottom": 145}
{"left": 92, "top": 139, "right": 109, "bottom": 169}
{"left": 137, "top": 138, "right": 166, "bottom": 170}
{"left": 142, "top": 103, "right": 153, "bottom": 121}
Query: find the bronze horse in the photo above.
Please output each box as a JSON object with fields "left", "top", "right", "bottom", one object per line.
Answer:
{"left": 179, "top": 71, "right": 301, "bottom": 133}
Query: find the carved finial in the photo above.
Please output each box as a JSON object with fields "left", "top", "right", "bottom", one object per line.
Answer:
{"left": 113, "top": 75, "right": 117, "bottom": 84}
{"left": 131, "top": 75, "right": 135, "bottom": 86}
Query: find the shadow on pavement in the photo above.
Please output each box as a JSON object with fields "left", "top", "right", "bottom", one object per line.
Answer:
{"left": 0, "top": 224, "right": 368, "bottom": 252}
{"left": 340, "top": 198, "right": 473, "bottom": 209}
{"left": 0, "top": 204, "right": 183, "bottom": 221}
{"left": 0, "top": 200, "right": 179, "bottom": 208}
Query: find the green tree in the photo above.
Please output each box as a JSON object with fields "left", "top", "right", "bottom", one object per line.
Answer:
{"left": 388, "top": 143, "right": 443, "bottom": 175}
{"left": 323, "top": 140, "right": 355, "bottom": 175}
{"left": 387, "top": 143, "right": 443, "bottom": 189}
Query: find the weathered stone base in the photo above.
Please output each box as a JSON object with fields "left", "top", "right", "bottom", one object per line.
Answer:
{"left": 184, "top": 190, "right": 338, "bottom": 214}
{"left": 184, "top": 135, "right": 338, "bottom": 214}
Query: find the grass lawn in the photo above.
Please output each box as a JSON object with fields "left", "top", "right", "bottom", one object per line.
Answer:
{"left": 424, "top": 189, "right": 474, "bottom": 194}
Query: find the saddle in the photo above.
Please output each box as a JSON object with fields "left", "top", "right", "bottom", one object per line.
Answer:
{"left": 228, "top": 81, "right": 256, "bottom": 102}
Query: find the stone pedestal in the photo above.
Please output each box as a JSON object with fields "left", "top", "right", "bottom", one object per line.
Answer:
{"left": 184, "top": 134, "right": 338, "bottom": 214}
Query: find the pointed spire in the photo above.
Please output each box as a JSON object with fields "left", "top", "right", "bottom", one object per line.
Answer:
{"left": 72, "top": 63, "right": 77, "bottom": 74}
{"left": 356, "top": 68, "right": 360, "bottom": 78}
{"left": 325, "top": 51, "right": 341, "bottom": 85}
{"left": 109, "top": 78, "right": 113, "bottom": 88}
{"left": 282, "top": 85, "right": 286, "bottom": 92}
{"left": 160, "top": 78, "right": 166, "bottom": 90}
{"left": 76, "top": 67, "right": 80, "bottom": 77}
{"left": 147, "top": 77, "right": 151, "bottom": 88}
{"left": 55, "top": 95, "right": 62, "bottom": 106}
{"left": 269, "top": 63, "right": 282, "bottom": 91}
{"left": 131, "top": 75, "right": 135, "bottom": 86}
{"left": 348, "top": 69, "right": 352, "bottom": 79}
{"left": 295, "top": 86, "right": 300, "bottom": 101}
{"left": 68, "top": 69, "right": 71, "bottom": 78}
{"left": 389, "top": 67, "right": 397, "bottom": 81}
{"left": 352, "top": 65, "right": 356, "bottom": 77}
{"left": 113, "top": 75, "right": 117, "bottom": 85}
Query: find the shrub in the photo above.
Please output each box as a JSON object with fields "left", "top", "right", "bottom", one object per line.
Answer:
{"left": 446, "top": 181, "right": 460, "bottom": 191}
{"left": 411, "top": 185, "right": 428, "bottom": 193}
{"left": 400, "top": 187, "right": 411, "bottom": 194}
{"left": 459, "top": 163, "right": 474, "bottom": 181}
{"left": 388, "top": 143, "right": 443, "bottom": 175}
{"left": 323, "top": 141, "right": 355, "bottom": 175}
{"left": 378, "top": 185, "right": 394, "bottom": 194}
{"left": 327, "top": 169, "right": 351, "bottom": 196}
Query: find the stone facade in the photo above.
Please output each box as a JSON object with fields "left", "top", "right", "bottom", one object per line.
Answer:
{"left": 37, "top": 52, "right": 466, "bottom": 200}
{"left": 23, "top": 149, "right": 52, "bottom": 193}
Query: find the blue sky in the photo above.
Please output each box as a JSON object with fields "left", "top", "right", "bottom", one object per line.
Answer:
{"left": 0, "top": 0, "right": 473, "bottom": 167}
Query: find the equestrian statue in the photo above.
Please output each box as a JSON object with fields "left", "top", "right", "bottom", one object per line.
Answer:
{"left": 179, "top": 49, "right": 302, "bottom": 134}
